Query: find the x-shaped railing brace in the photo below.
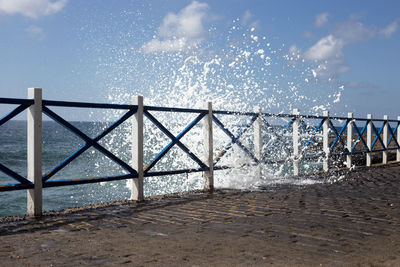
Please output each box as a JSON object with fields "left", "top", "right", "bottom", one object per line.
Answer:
{"left": 303, "top": 118, "right": 325, "bottom": 151}
{"left": 371, "top": 122, "right": 386, "bottom": 149}
{"left": 351, "top": 121, "right": 368, "bottom": 152}
{"left": 143, "top": 110, "right": 207, "bottom": 174}
{"left": 387, "top": 123, "right": 400, "bottom": 148}
{"left": 329, "top": 119, "right": 349, "bottom": 153}
{"left": 212, "top": 114, "right": 258, "bottom": 166}
{"left": 42, "top": 106, "right": 138, "bottom": 182}
{"left": 262, "top": 117, "right": 295, "bottom": 158}
{"left": 0, "top": 102, "right": 33, "bottom": 185}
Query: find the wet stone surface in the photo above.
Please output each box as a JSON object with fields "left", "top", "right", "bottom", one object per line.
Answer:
{"left": 1, "top": 163, "right": 400, "bottom": 266}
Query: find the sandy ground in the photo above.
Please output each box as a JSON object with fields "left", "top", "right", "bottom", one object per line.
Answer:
{"left": 1, "top": 163, "right": 400, "bottom": 266}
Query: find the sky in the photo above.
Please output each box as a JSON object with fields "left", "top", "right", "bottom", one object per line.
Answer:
{"left": 0, "top": 0, "right": 400, "bottom": 119}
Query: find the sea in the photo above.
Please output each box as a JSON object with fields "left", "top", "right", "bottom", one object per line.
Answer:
{"left": 0, "top": 120, "right": 132, "bottom": 217}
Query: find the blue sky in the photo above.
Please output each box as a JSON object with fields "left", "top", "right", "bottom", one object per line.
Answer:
{"left": 0, "top": 0, "right": 399, "bottom": 118}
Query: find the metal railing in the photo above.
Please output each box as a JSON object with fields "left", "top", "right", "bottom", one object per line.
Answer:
{"left": 1, "top": 88, "right": 400, "bottom": 216}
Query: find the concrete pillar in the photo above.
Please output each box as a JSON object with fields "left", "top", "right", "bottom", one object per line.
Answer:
{"left": 27, "top": 88, "right": 43, "bottom": 217}
{"left": 131, "top": 96, "right": 144, "bottom": 201}
{"left": 292, "top": 108, "right": 300, "bottom": 176}
{"left": 366, "top": 114, "right": 372, "bottom": 167}
{"left": 254, "top": 106, "right": 262, "bottom": 179}
{"left": 383, "top": 115, "right": 388, "bottom": 164}
{"left": 346, "top": 112, "right": 353, "bottom": 169}
{"left": 322, "top": 110, "right": 329, "bottom": 172}
{"left": 203, "top": 102, "right": 214, "bottom": 191}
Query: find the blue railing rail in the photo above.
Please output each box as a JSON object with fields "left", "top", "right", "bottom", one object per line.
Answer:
{"left": 1, "top": 89, "right": 400, "bottom": 216}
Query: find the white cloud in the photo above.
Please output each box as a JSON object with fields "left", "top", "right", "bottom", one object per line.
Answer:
{"left": 311, "top": 57, "right": 349, "bottom": 79}
{"left": 304, "top": 35, "right": 348, "bottom": 78}
{"left": 0, "top": 0, "right": 67, "bottom": 18}
{"left": 334, "top": 21, "right": 376, "bottom": 43}
{"left": 26, "top": 25, "right": 44, "bottom": 39}
{"left": 304, "top": 34, "right": 344, "bottom": 61}
{"left": 141, "top": 1, "right": 209, "bottom": 53}
{"left": 315, "top": 12, "right": 329, "bottom": 28}
{"left": 304, "top": 16, "right": 398, "bottom": 79}
{"left": 380, "top": 20, "right": 398, "bottom": 38}
{"left": 140, "top": 38, "right": 187, "bottom": 54}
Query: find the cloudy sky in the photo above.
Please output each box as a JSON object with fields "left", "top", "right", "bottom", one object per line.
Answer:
{"left": 0, "top": 0, "right": 399, "bottom": 117}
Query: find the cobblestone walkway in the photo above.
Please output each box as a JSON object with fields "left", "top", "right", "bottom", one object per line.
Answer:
{"left": 1, "top": 163, "right": 400, "bottom": 266}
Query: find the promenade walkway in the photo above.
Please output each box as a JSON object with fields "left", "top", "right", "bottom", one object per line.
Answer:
{"left": 1, "top": 163, "right": 400, "bottom": 266}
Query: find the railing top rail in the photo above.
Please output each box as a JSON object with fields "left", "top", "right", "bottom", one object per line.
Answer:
{"left": 43, "top": 99, "right": 136, "bottom": 110}
{"left": 145, "top": 105, "right": 208, "bottom": 113}
{"left": 262, "top": 113, "right": 331, "bottom": 120}
{"left": 0, "top": 97, "right": 398, "bottom": 122}
{"left": 0, "top": 97, "right": 34, "bottom": 105}
{"left": 366, "top": 118, "right": 399, "bottom": 122}
{"left": 214, "top": 110, "right": 258, "bottom": 116}
{"left": 264, "top": 113, "right": 400, "bottom": 122}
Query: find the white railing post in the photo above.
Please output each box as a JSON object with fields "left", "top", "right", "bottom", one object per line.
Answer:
{"left": 346, "top": 112, "right": 353, "bottom": 169}
{"left": 293, "top": 108, "right": 300, "bottom": 176}
{"left": 27, "top": 88, "right": 42, "bottom": 217}
{"left": 203, "top": 101, "right": 214, "bottom": 191}
{"left": 383, "top": 115, "right": 388, "bottom": 164}
{"left": 323, "top": 110, "right": 329, "bottom": 172}
{"left": 397, "top": 116, "right": 400, "bottom": 162}
{"left": 131, "top": 95, "right": 144, "bottom": 201}
{"left": 366, "top": 114, "right": 372, "bottom": 167}
{"left": 254, "top": 106, "right": 262, "bottom": 179}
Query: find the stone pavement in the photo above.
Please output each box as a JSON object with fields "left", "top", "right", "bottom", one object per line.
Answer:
{"left": 1, "top": 163, "right": 400, "bottom": 266}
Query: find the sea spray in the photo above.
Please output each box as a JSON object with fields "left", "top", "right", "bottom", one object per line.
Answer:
{"left": 0, "top": 15, "right": 344, "bottom": 217}
{"left": 91, "top": 18, "right": 346, "bottom": 196}
{"left": 0, "top": 10, "right": 347, "bottom": 217}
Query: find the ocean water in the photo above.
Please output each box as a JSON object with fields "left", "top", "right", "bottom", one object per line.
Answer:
{"left": 0, "top": 120, "right": 133, "bottom": 217}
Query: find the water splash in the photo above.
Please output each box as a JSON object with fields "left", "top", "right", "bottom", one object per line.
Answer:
{"left": 88, "top": 15, "right": 345, "bottom": 196}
